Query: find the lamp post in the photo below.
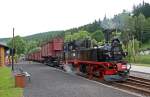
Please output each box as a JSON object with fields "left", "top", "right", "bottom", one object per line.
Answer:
{"left": 12, "top": 28, "right": 15, "bottom": 71}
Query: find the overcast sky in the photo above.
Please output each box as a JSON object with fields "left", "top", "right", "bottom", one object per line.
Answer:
{"left": 0, "top": 0, "right": 149, "bottom": 38}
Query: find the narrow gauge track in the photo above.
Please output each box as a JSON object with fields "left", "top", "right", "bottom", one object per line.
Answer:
{"left": 76, "top": 73, "right": 150, "bottom": 96}
{"left": 113, "top": 76, "right": 150, "bottom": 96}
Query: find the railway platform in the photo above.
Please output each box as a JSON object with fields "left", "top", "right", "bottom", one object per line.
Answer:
{"left": 131, "top": 65, "right": 150, "bottom": 74}
{"left": 130, "top": 64, "right": 150, "bottom": 80}
{"left": 16, "top": 61, "right": 141, "bottom": 97}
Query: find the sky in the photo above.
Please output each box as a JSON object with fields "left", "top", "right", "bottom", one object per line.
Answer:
{"left": 0, "top": 0, "right": 150, "bottom": 38}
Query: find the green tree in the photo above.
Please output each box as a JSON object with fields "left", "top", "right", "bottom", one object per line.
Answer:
{"left": 64, "top": 31, "right": 91, "bottom": 42}
{"left": 121, "top": 15, "right": 135, "bottom": 47}
{"left": 25, "top": 41, "right": 38, "bottom": 54}
{"left": 133, "top": 2, "right": 150, "bottom": 18}
{"left": 73, "top": 31, "right": 91, "bottom": 40}
{"left": 7, "top": 36, "right": 26, "bottom": 56}
{"left": 79, "top": 20, "right": 102, "bottom": 33}
{"left": 64, "top": 34, "right": 73, "bottom": 42}
{"left": 101, "top": 15, "right": 115, "bottom": 30}
{"left": 127, "top": 39, "right": 140, "bottom": 62}
{"left": 134, "top": 13, "right": 146, "bottom": 43}
{"left": 143, "top": 17, "right": 150, "bottom": 43}
{"left": 111, "top": 10, "right": 130, "bottom": 30}
{"left": 91, "top": 30, "right": 104, "bottom": 42}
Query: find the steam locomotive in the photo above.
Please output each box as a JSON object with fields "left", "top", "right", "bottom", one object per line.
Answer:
{"left": 27, "top": 38, "right": 131, "bottom": 81}
{"left": 63, "top": 38, "right": 131, "bottom": 81}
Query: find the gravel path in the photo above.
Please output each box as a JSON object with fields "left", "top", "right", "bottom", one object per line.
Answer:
{"left": 130, "top": 65, "right": 150, "bottom": 80}
{"left": 130, "top": 71, "right": 150, "bottom": 80}
{"left": 131, "top": 65, "right": 150, "bottom": 74}
{"left": 18, "top": 61, "right": 139, "bottom": 97}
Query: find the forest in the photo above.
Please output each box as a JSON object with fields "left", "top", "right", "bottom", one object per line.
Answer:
{"left": 3, "top": 1, "right": 150, "bottom": 65}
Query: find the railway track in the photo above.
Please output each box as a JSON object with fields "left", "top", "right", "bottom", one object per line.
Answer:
{"left": 113, "top": 76, "right": 150, "bottom": 96}
{"left": 76, "top": 73, "right": 150, "bottom": 96}
{"left": 57, "top": 66, "right": 150, "bottom": 96}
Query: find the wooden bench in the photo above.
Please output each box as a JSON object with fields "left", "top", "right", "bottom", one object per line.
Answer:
{"left": 23, "top": 71, "right": 31, "bottom": 82}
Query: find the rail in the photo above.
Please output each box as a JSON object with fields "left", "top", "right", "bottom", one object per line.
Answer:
{"left": 77, "top": 73, "right": 150, "bottom": 96}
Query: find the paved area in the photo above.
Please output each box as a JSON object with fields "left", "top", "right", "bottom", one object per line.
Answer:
{"left": 130, "top": 71, "right": 150, "bottom": 80}
{"left": 131, "top": 65, "right": 150, "bottom": 73}
{"left": 17, "top": 61, "right": 139, "bottom": 97}
{"left": 127, "top": 63, "right": 150, "bottom": 79}
{"left": 130, "top": 64, "right": 150, "bottom": 80}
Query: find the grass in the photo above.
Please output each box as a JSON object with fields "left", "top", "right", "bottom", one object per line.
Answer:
{"left": 129, "top": 55, "right": 150, "bottom": 67}
{"left": 141, "top": 42, "right": 150, "bottom": 50}
{"left": 0, "top": 67, "right": 22, "bottom": 97}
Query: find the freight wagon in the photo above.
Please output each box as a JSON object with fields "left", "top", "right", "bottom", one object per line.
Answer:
{"left": 26, "top": 50, "right": 43, "bottom": 62}
{"left": 41, "top": 38, "right": 64, "bottom": 67}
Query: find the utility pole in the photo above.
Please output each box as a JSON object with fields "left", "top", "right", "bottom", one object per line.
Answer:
{"left": 12, "top": 28, "right": 15, "bottom": 71}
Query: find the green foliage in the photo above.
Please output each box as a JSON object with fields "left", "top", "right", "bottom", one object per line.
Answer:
{"left": 112, "top": 31, "right": 121, "bottom": 39}
{"left": 141, "top": 41, "right": 150, "bottom": 50}
{"left": 25, "top": 31, "right": 64, "bottom": 43}
{"left": 104, "top": 10, "right": 131, "bottom": 30}
{"left": 0, "top": 67, "right": 22, "bottom": 97}
{"left": 91, "top": 39, "right": 98, "bottom": 45}
{"left": 7, "top": 36, "right": 26, "bottom": 55}
{"left": 2, "top": 31, "right": 64, "bottom": 54}
{"left": 25, "top": 41, "right": 38, "bottom": 54}
{"left": 28, "top": 47, "right": 41, "bottom": 54}
{"left": 134, "top": 13, "right": 146, "bottom": 43}
{"left": 131, "top": 55, "right": 150, "bottom": 65}
{"left": 64, "top": 31, "right": 91, "bottom": 42}
{"left": 0, "top": 38, "right": 10, "bottom": 44}
{"left": 64, "top": 34, "right": 73, "bottom": 42}
{"left": 120, "top": 15, "right": 135, "bottom": 46}
{"left": 133, "top": 2, "right": 150, "bottom": 18}
{"left": 143, "top": 17, "right": 150, "bottom": 43}
{"left": 74, "top": 31, "right": 91, "bottom": 40}
{"left": 66, "top": 20, "right": 102, "bottom": 34}
{"left": 101, "top": 16, "right": 116, "bottom": 29}
{"left": 24, "top": 31, "right": 64, "bottom": 53}
{"left": 91, "top": 30, "right": 104, "bottom": 42}
{"left": 118, "top": 12, "right": 150, "bottom": 46}
{"left": 126, "top": 39, "right": 140, "bottom": 62}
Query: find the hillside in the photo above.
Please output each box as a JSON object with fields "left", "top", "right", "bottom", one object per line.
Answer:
{"left": 0, "top": 38, "right": 10, "bottom": 44}
{"left": 24, "top": 31, "right": 64, "bottom": 42}
{"left": 0, "top": 31, "right": 64, "bottom": 44}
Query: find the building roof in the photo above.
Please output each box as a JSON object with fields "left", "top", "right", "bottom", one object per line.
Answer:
{"left": 0, "top": 43, "right": 9, "bottom": 49}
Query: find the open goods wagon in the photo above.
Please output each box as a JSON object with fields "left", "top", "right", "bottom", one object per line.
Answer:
{"left": 41, "top": 38, "right": 64, "bottom": 66}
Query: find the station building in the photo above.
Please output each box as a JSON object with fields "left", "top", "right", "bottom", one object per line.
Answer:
{"left": 0, "top": 43, "right": 9, "bottom": 67}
